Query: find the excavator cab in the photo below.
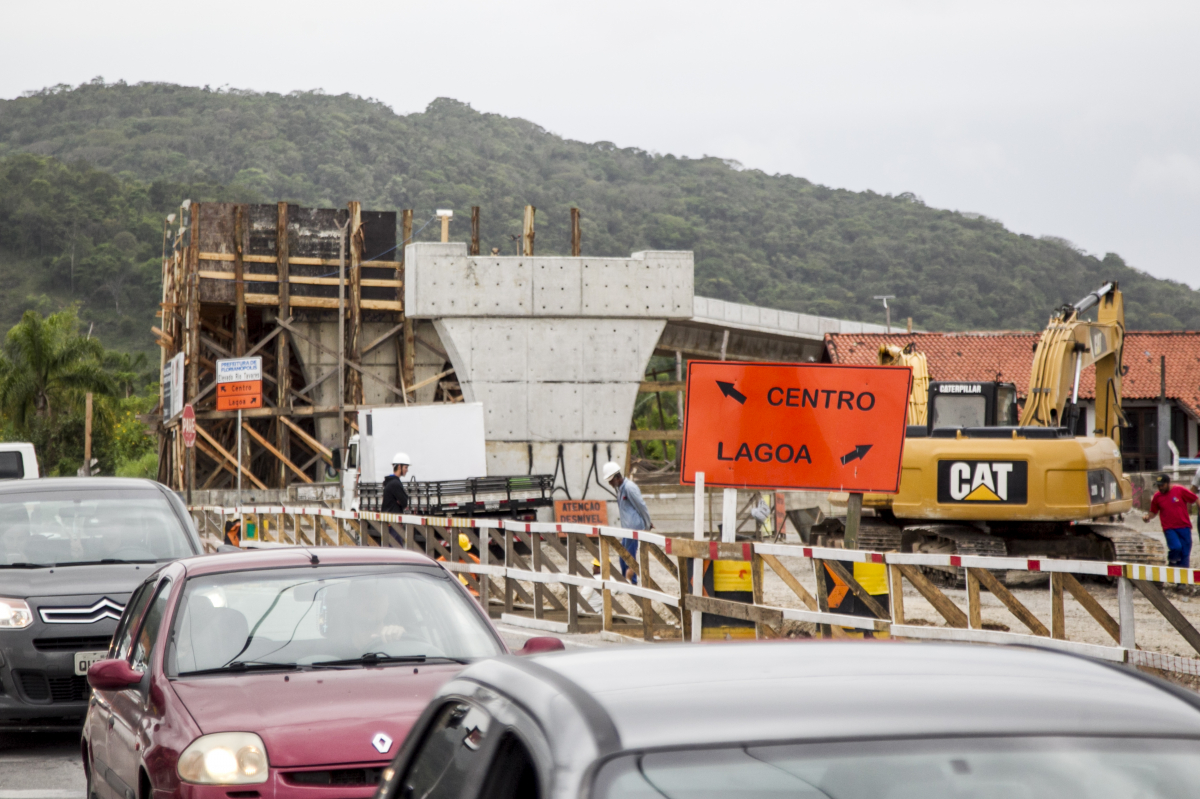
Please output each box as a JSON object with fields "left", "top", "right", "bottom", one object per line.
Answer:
{"left": 910, "top": 382, "right": 1020, "bottom": 436}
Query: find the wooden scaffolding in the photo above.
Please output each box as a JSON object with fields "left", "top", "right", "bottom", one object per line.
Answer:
{"left": 155, "top": 201, "right": 421, "bottom": 495}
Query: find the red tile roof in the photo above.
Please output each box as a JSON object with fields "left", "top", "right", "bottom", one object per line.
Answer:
{"left": 824, "top": 331, "right": 1200, "bottom": 418}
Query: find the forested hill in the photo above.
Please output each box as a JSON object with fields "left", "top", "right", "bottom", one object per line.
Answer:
{"left": 2, "top": 80, "right": 1199, "bottom": 347}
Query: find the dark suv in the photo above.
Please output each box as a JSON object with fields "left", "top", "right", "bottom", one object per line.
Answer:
{"left": 0, "top": 477, "right": 201, "bottom": 730}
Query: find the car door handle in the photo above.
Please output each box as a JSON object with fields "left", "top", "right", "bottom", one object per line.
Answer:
{"left": 108, "top": 718, "right": 115, "bottom": 729}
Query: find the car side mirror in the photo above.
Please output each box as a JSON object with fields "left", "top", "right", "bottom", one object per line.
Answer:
{"left": 331, "top": 448, "right": 343, "bottom": 472}
{"left": 87, "top": 659, "right": 143, "bottom": 691}
{"left": 517, "top": 636, "right": 565, "bottom": 655}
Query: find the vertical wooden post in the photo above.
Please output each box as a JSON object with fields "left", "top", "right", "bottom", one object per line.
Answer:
{"left": 814, "top": 559, "right": 831, "bottom": 639}
{"left": 570, "top": 207, "right": 581, "bottom": 256}
{"left": 399, "top": 210, "right": 415, "bottom": 391}
{"left": 600, "top": 535, "right": 613, "bottom": 632}
{"left": 522, "top": 205, "right": 535, "bottom": 256}
{"left": 1118, "top": 576, "right": 1136, "bottom": 649}
{"left": 889, "top": 565, "right": 905, "bottom": 624}
{"left": 751, "top": 552, "right": 765, "bottom": 639}
{"left": 186, "top": 203, "right": 200, "bottom": 496}
{"left": 504, "top": 530, "right": 516, "bottom": 614}
{"left": 275, "top": 202, "right": 291, "bottom": 487}
{"left": 844, "top": 492, "right": 863, "bottom": 549}
{"left": 479, "top": 527, "right": 491, "bottom": 614}
{"left": 470, "top": 206, "right": 480, "bottom": 256}
{"left": 532, "top": 532, "right": 545, "bottom": 620}
{"left": 233, "top": 205, "right": 247, "bottom": 356}
{"left": 567, "top": 533, "right": 580, "bottom": 632}
{"left": 347, "top": 202, "right": 363, "bottom": 406}
{"left": 83, "top": 392, "right": 93, "bottom": 476}
{"left": 1051, "top": 572, "right": 1066, "bottom": 639}
{"left": 640, "top": 543, "right": 653, "bottom": 641}
{"left": 678, "top": 556, "right": 691, "bottom": 641}
{"left": 967, "top": 569, "right": 982, "bottom": 629}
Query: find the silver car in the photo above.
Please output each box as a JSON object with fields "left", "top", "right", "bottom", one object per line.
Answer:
{"left": 376, "top": 642, "right": 1200, "bottom": 798}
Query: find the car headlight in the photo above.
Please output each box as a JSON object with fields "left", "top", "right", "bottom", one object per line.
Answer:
{"left": 178, "top": 733, "right": 269, "bottom": 785}
{"left": 0, "top": 597, "right": 32, "bottom": 629}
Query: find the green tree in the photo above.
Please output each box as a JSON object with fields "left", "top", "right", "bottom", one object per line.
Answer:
{"left": 0, "top": 308, "right": 112, "bottom": 428}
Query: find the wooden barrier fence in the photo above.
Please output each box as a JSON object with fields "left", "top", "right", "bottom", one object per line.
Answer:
{"left": 189, "top": 505, "right": 1200, "bottom": 677}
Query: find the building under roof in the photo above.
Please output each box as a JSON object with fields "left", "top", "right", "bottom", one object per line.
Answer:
{"left": 825, "top": 330, "right": 1200, "bottom": 472}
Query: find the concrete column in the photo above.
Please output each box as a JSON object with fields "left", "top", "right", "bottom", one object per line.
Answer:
{"left": 1158, "top": 402, "right": 1172, "bottom": 470}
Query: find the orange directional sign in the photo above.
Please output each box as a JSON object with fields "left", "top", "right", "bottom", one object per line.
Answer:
{"left": 216, "top": 380, "right": 263, "bottom": 411}
{"left": 680, "top": 361, "right": 912, "bottom": 492}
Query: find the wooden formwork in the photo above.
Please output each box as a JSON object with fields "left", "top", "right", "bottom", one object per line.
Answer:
{"left": 156, "top": 201, "right": 421, "bottom": 494}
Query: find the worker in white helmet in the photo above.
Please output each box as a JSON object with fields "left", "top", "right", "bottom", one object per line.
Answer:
{"left": 602, "top": 461, "right": 652, "bottom": 583}
{"left": 382, "top": 452, "right": 411, "bottom": 516}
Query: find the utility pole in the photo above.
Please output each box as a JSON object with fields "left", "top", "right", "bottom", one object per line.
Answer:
{"left": 83, "top": 393, "right": 93, "bottom": 476}
{"left": 874, "top": 295, "right": 896, "bottom": 334}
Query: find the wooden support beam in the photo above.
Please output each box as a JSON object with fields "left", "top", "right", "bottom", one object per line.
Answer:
{"left": 186, "top": 203, "right": 200, "bottom": 496}
{"left": 275, "top": 202, "right": 291, "bottom": 487}
{"left": 630, "top": 429, "right": 683, "bottom": 441}
{"left": 685, "top": 595, "right": 783, "bottom": 628}
{"left": 470, "top": 206, "right": 480, "bottom": 256}
{"left": 1060, "top": 572, "right": 1120, "bottom": 643}
{"left": 967, "top": 567, "right": 1049, "bottom": 637}
{"left": 1133, "top": 579, "right": 1200, "bottom": 656}
{"left": 347, "top": 201, "right": 363, "bottom": 406}
{"left": 570, "top": 207, "right": 581, "bottom": 257}
{"left": 278, "top": 416, "right": 332, "bottom": 463}
{"left": 645, "top": 541, "right": 679, "bottom": 580}
{"left": 895, "top": 564, "right": 968, "bottom": 628}
{"left": 638, "top": 381, "right": 686, "bottom": 393}
{"left": 194, "top": 422, "right": 268, "bottom": 490}
{"left": 1051, "top": 572, "right": 1066, "bottom": 640}
{"left": 761, "top": 553, "right": 818, "bottom": 611}
{"left": 967, "top": 569, "right": 982, "bottom": 629}
{"left": 242, "top": 422, "right": 313, "bottom": 483}
{"left": 522, "top": 205, "right": 535, "bottom": 256}
{"left": 234, "top": 204, "right": 247, "bottom": 355}
{"left": 400, "top": 210, "right": 415, "bottom": 391}
{"left": 889, "top": 564, "right": 905, "bottom": 624}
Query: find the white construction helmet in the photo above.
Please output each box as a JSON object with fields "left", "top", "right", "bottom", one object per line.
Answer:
{"left": 601, "top": 461, "right": 622, "bottom": 481}
{"left": 392, "top": 452, "right": 411, "bottom": 466}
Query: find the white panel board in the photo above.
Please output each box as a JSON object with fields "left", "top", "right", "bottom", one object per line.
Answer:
{"left": 357, "top": 403, "right": 488, "bottom": 483}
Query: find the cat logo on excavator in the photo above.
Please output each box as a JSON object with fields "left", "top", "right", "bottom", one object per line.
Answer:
{"left": 936, "top": 460, "right": 1029, "bottom": 504}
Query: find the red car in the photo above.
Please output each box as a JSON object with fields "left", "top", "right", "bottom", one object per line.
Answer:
{"left": 81, "top": 546, "right": 556, "bottom": 799}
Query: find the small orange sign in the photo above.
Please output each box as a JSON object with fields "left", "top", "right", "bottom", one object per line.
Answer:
{"left": 554, "top": 499, "right": 609, "bottom": 525}
{"left": 216, "top": 379, "right": 263, "bottom": 411}
{"left": 681, "top": 361, "right": 911, "bottom": 492}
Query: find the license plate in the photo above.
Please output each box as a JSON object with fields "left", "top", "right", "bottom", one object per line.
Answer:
{"left": 74, "top": 650, "right": 108, "bottom": 676}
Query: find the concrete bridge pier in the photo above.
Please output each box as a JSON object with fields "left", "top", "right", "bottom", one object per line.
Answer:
{"left": 407, "top": 243, "right": 693, "bottom": 500}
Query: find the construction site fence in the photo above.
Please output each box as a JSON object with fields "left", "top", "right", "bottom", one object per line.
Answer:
{"left": 189, "top": 504, "right": 1200, "bottom": 678}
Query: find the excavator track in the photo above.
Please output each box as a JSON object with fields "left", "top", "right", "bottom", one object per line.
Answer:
{"left": 1081, "top": 524, "right": 1167, "bottom": 565}
{"left": 906, "top": 524, "right": 1008, "bottom": 586}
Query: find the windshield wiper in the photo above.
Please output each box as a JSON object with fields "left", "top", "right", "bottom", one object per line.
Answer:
{"left": 176, "top": 661, "right": 300, "bottom": 677}
{"left": 65, "top": 558, "right": 160, "bottom": 566}
{"left": 310, "top": 652, "right": 471, "bottom": 668}
{"left": 0, "top": 562, "right": 52, "bottom": 569}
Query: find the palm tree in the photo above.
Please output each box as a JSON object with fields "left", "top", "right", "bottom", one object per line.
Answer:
{"left": 0, "top": 309, "right": 113, "bottom": 430}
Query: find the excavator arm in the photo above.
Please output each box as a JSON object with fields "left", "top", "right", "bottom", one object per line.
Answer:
{"left": 879, "top": 343, "right": 930, "bottom": 426}
{"left": 1018, "top": 282, "right": 1125, "bottom": 446}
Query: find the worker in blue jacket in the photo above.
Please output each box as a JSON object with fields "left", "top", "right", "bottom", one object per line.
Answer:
{"left": 603, "top": 461, "right": 653, "bottom": 584}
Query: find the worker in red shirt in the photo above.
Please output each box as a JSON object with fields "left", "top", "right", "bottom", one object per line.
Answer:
{"left": 1143, "top": 474, "right": 1199, "bottom": 567}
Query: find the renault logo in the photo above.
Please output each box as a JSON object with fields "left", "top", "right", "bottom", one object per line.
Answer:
{"left": 372, "top": 733, "right": 393, "bottom": 754}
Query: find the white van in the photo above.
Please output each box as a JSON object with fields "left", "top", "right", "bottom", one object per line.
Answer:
{"left": 0, "top": 443, "right": 39, "bottom": 479}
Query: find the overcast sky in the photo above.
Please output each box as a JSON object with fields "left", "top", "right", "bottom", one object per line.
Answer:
{"left": 3, "top": 1, "right": 1198, "bottom": 288}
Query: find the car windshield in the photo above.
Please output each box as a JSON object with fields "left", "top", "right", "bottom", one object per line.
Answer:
{"left": 169, "top": 564, "right": 504, "bottom": 676}
{"left": 0, "top": 488, "right": 193, "bottom": 567}
{"left": 596, "top": 736, "right": 1200, "bottom": 798}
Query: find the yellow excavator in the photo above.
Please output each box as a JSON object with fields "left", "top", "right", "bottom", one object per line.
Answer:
{"left": 857, "top": 282, "right": 1165, "bottom": 566}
